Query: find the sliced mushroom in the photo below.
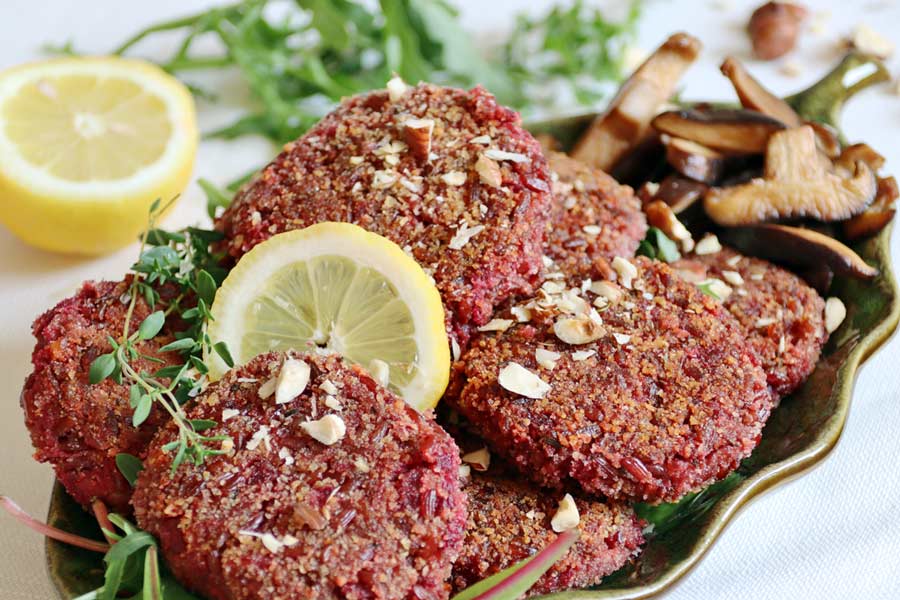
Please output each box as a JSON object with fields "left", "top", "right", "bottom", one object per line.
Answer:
{"left": 704, "top": 126, "right": 877, "bottom": 226}
{"left": 664, "top": 137, "right": 725, "bottom": 183}
{"left": 844, "top": 175, "right": 897, "bottom": 240}
{"left": 659, "top": 175, "right": 708, "bottom": 214}
{"left": 723, "top": 224, "right": 878, "bottom": 279}
{"left": 806, "top": 121, "right": 842, "bottom": 160}
{"left": 652, "top": 108, "right": 786, "bottom": 154}
{"left": 720, "top": 56, "right": 801, "bottom": 126}
{"left": 571, "top": 32, "right": 702, "bottom": 171}
{"left": 609, "top": 134, "right": 667, "bottom": 187}
{"left": 836, "top": 143, "right": 885, "bottom": 172}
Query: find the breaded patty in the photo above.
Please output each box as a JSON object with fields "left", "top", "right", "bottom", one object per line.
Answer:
{"left": 453, "top": 257, "right": 772, "bottom": 503}
{"left": 545, "top": 153, "right": 646, "bottom": 281}
{"left": 673, "top": 246, "right": 827, "bottom": 398}
{"left": 453, "top": 473, "right": 644, "bottom": 596}
{"left": 216, "top": 83, "right": 553, "bottom": 345}
{"left": 441, "top": 418, "right": 644, "bottom": 595}
{"left": 21, "top": 279, "right": 180, "bottom": 513}
{"left": 133, "top": 352, "right": 467, "bottom": 600}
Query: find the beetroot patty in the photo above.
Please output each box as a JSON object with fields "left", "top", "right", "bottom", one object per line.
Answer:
{"left": 133, "top": 352, "right": 467, "bottom": 600}
{"left": 673, "top": 246, "right": 827, "bottom": 398}
{"left": 21, "top": 279, "right": 180, "bottom": 513}
{"left": 545, "top": 152, "right": 646, "bottom": 281}
{"left": 453, "top": 472, "right": 644, "bottom": 596}
{"left": 216, "top": 83, "right": 552, "bottom": 344}
{"left": 453, "top": 258, "right": 772, "bottom": 503}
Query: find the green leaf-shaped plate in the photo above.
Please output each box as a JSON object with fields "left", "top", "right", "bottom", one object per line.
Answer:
{"left": 46, "top": 53, "right": 899, "bottom": 599}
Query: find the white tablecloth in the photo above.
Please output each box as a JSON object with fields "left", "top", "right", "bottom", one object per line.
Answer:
{"left": 1, "top": 1, "right": 898, "bottom": 598}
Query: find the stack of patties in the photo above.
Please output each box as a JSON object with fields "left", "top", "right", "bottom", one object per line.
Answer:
{"left": 22, "top": 77, "right": 829, "bottom": 599}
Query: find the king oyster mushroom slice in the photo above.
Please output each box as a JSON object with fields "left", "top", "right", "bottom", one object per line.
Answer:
{"left": 664, "top": 136, "right": 725, "bottom": 184}
{"left": 652, "top": 108, "right": 785, "bottom": 154}
{"left": 720, "top": 56, "right": 801, "bottom": 127}
{"left": 571, "top": 32, "right": 701, "bottom": 171}
{"left": 704, "top": 125, "right": 877, "bottom": 226}
{"left": 723, "top": 223, "right": 878, "bottom": 280}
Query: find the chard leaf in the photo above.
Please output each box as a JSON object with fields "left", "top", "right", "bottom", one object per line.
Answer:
{"left": 451, "top": 529, "right": 579, "bottom": 600}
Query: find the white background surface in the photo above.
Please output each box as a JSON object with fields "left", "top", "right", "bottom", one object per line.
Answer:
{"left": 1, "top": 1, "right": 899, "bottom": 598}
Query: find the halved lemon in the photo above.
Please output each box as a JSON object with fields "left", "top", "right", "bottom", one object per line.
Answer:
{"left": 206, "top": 223, "right": 451, "bottom": 412}
{"left": 0, "top": 57, "right": 197, "bottom": 255}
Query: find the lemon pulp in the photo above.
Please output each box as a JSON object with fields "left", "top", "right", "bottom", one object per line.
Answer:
{"left": 207, "top": 223, "right": 450, "bottom": 411}
{"left": 0, "top": 57, "right": 197, "bottom": 255}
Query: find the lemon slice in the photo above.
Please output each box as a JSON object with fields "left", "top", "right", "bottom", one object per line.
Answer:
{"left": 207, "top": 223, "right": 451, "bottom": 412}
{"left": 0, "top": 57, "right": 197, "bottom": 255}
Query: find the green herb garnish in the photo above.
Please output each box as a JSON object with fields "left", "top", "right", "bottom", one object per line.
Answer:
{"left": 637, "top": 226, "right": 681, "bottom": 263}
{"left": 50, "top": 0, "right": 640, "bottom": 145}
{"left": 88, "top": 199, "right": 233, "bottom": 473}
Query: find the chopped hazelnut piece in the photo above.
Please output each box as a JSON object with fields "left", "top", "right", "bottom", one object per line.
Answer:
{"left": 613, "top": 332, "right": 632, "bottom": 345}
{"left": 582, "top": 225, "right": 602, "bottom": 236}
{"left": 755, "top": 317, "right": 778, "bottom": 328}
{"left": 551, "top": 493, "right": 580, "bottom": 532}
{"left": 320, "top": 379, "right": 339, "bottom": 396}
{"left": 611, "top": 256, "right": 638, "bottom": 289}
{"left": 475, "top": 154, "right": 503, "bottom": 188}
{"left": 275, "top": 358, "right": 311, "bottom": 405}
{"left": 695, "top": 234, "right": 722, "bottom": 255}
{"left": 572, "top": 349, "right": 596, "bottom": 361}
{"left": 824, "top": 297, "right": 846, "bottom": 333}
{"left": 477, "top": 318, "right": 514, "bottom": 332}
{"left": 449, "top": 222, "right": 485, "bottom": 250}
{"left": 324, "top": 395, "right": 342, "bottom": 411}
{"left": 258, "top": 377, "right": 277, "bottom": 399}
{"left": 386, "top": 75, "right": 409, "bottom": 102}
{"left": 403, "top": 118, "right": 435, "bottom": 163}
{"left": 301, "top": 414, "right": 347, "bottom": 446}
{"left": 535, "top": 347, "right": 561, "bottom": 370}
{"left": 697, "top": 278, "right": 733, "bottom": 301}
{"left": 442, "top": 171, "right": 467, "bottom": 186}
{"left": 278, "top": 447, "right": 295, "bottom": 466}
{"left": 484, "top": 148, "right": 530, "bottom": 163}
{"left": 554, "top": 315, "right": 605, "bottom": 345}
{"left": 590, "top": 281, "right": 624, "bottom": 304}
{"left": 221, "top": 408, "right": 239, "bottom": 421}
{"left": 498, "top": 362, "right": 551, "bottom": 399}
{"left": 722, "top": 270, "right": 745, "bottom": 286}
{"left": 372, "top": 170, "right": 397, "bottom": 189}
{"left": 462, "top": 447, "right": 491, "bottom": 471}
{"left": 369, "top": 359, "right": 390, "bottom": 387}
{"left": 511, "top": 305, "right": 532, "bottom": 322}
{"left": 246, "top": 425, "right": 272, "bottom": 452}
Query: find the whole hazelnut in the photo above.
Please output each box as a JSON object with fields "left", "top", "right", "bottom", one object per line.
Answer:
{"left": 748, "top": 2, "right": 807, "bottom": 61}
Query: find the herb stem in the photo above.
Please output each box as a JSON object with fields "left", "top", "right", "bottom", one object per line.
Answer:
{"left": 0, "top": 496, "right": 110, "bottom": 553}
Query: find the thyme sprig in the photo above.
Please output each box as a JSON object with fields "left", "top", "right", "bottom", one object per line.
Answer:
{"left": 88, "top": 199, "right": 235, "bottom": 473}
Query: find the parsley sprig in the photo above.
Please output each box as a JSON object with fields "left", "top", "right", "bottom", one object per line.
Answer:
{"left": 88, "top": 199, "right": 235, "bottom": 474}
